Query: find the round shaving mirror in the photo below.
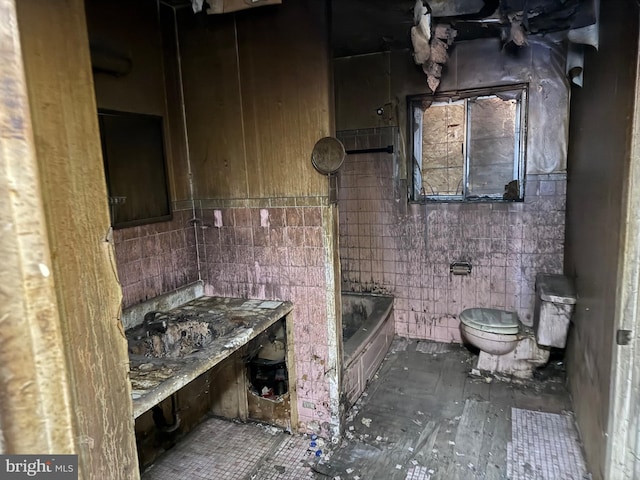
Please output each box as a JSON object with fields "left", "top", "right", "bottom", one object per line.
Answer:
{"left": 311, "top": 137, "right": 345, "bottom": 175}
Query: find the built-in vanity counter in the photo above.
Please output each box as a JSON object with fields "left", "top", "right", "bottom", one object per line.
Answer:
{"left": 127, "top": 296, "right": 294, "bottom": 419}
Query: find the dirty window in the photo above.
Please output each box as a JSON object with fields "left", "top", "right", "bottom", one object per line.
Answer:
{"left": 410, "top": 86, "right": 526, "bottom": 201}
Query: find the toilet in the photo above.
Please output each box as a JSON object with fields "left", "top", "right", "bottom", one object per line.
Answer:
{"left": 459, "top": 274, "right": 576, "bottom": 378}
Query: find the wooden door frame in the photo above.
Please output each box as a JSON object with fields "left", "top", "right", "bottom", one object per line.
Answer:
{"left": 0, "top": 0, "right": 77, "bottom": 453}
{"left": 606, "top": 21, "right": 640, "bottom": 479}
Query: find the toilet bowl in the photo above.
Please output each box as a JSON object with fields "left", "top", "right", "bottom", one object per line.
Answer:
{"left": 459, "top": 308, "right": 550, "bottom": 378}
{"left": 459, "top": 274, "right": 576, "bottom": 379}
{"left": 459, "top": 308, "right": 520, "bottom": 355}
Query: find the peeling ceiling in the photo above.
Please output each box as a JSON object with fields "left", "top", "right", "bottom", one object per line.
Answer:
{"left": 331, "top": 0, "right": 597, "bottom": 57}
{"left": 159, "top": 0, "right": 597, "bottom": 60}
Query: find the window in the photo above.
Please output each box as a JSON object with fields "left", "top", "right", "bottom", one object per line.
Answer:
{"left": 409, "top": 85, "right": 527, "bottom": 201}
{"left": 98, "top": 110, "right": 172, "bottom": 228}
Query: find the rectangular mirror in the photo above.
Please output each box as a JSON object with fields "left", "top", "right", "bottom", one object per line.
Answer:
{"left": 98, "top": 110, "right": 172, "bottom": 228}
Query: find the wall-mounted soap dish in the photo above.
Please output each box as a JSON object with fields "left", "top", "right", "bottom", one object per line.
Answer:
{"left": 450, "top": 262, "right": 472, "bottom": 275}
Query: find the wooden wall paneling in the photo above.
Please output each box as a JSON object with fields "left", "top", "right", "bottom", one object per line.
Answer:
{"left": 247, "top": 392, "right": 291, "bottom": 428}
{"left": 564, "top": 3, "right": 640, "bottom": 477}
{"left": 0, "top": 0, "right": 77, "bottom": 457}
{"left": 178, "top": 12, "right": 248, "bottom": 200}
{"left": 86, "top": 0, "right": 166, "bottom": 116}
{"left": 161, "top": 4, "right": 191, "bottom": 202}
{"left": 16, "top": 0, "right": 139, "bottom": 477}
{"left": 87, "top": 0, "right": 189, "bottom": 209}
{"left": 284, "top": 311, "right": 299, "bottom": 431}
{"left": 209, "top": 349, "right": 249, "bottom": 420}
{"left": 237, "top": 1, "right": 330, "bottom": 198}
{"left": 334, "top": 53, "right": 391, "bottom": 131}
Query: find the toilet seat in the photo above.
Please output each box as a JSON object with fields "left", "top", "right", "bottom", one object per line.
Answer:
{"left": 459, "top": 308, "right": 520, "bottom": 335}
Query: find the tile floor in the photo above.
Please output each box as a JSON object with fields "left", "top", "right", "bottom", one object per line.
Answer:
{"left": 142, "top": 338, "right": 588, "bottom": 480}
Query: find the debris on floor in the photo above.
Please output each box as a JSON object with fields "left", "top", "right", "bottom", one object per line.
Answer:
{"left": 390, "top": 337, "right": 409, "bottom": 353}
{"left": 142, "top": 339, "right": 589, "bottom": 480}
{"left": 415, "top": 341, "right": 451, "bottom": 355}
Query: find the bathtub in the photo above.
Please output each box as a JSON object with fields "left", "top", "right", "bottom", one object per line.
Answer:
{"left": 341, "top": 293, "right": 394, "bottom": 408}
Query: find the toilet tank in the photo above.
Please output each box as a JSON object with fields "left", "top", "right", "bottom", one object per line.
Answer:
{"left": 534, "top": 274, "right": 576, "bottom": 348}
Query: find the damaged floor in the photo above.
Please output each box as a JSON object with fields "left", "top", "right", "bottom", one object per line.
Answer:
{"left": 142, "top": 338, "right": 588, "bottom": 480}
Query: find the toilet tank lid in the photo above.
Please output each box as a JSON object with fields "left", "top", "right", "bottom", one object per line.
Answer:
{"left": 459, "top": 308, "right": 519, "bottom": 334}
{"left": 536, "top": 274, "right": 576, "bottom": 305}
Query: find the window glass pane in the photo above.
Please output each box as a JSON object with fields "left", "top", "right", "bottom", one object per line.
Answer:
{"left": 467, "top": 96, "right": 518, "bottom": 197}
{"left": 421, "top": 102, "right": 465, "bottom": 196}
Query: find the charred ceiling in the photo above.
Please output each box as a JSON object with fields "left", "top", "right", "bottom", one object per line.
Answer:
{"left": 331, "top": 0, "right": 598, "bottom": 57}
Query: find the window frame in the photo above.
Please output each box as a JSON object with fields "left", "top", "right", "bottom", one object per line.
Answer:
{"left": 408, "top": 83, "right": 528, "bottom": 202}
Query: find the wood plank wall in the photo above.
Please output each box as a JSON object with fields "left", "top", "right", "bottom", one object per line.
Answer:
{"left": 16, "top": 0, "right": 139, "bottom": 478}
{"left": 86, "top": 0, "right": 191, "bottom": 202}
{"left": 179, "top": 13, "right": 248, "bottom": 199}
{"left": 179, "top": 1, "right": 331, "bottom": 200}
{"left": 0, "top": 0, "right": 76, "bottom": 457}
{"left": 161, "top": 4, "right": 192, "bottom": 202}
{"left": 564, "top": 3, "right": 640, "bottom": 478}
{"left": 334, "top": 50, "right": 426, "bottom": 133}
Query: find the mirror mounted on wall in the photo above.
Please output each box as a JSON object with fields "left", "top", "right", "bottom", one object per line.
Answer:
{"left": 98, "top": 110, "right": 172, "bottom": 229}
{"left": 311, "top": 136, "right": 345, "bottom": 175}
{"left": 311, "top": 136, "right": 345, "bottom": 204}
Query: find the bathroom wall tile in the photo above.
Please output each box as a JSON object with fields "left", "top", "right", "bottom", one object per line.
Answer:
{"left": 490, "top": 291, "right": 506, "bottom": 309}
{"left": 286, "top": 207, "right": 303, "bottom": 227}
{"left": 446, "top": 316, "right": 459, "bottom": 328}
{"left": 435, "top": 326, "right": 449, "bottom": 343}
{"left": 447, "top": 280, "right": 461, "bottom": 312}
{"left": 121, "top": 238, "right": 142, "bottom": 264}
{"left": 460, "top": 286, "right": 476, "bottom": 311}
{"left": 235, "top": 227, "right": 253, "bottom": 246}
{"left": 286, "top": 227, "right": 305, "bottom": 247}
{"left": 233, "top": 208, "right": 252, "bottom": 227}
{"left": 169, "top": 230, "right": 185, "bottom": 251}
{"left": 432, "top": 289, "right": 447, "bottom": 312}
{"left": 268, "top": 208, "right": 286, "bottom": 227}
{"left": 303, "top": 247, "right": 323, "bottom": 268}
{"left": 219, "top": 208, "right": 234, "bottom": 227}
{"left": 268, "top": 227, "right": 284, "bottom": 248}
{"left": 337, "top": 130, "right": 567, "bottom": 343}
{"left": 197, "top": 205, "right": 338, "bottom": 436}
{"left": 447, "top": 327, "right": 462, "bottom": 343}
{"left": 490, "top": 266, "right": 506, "bottom": 293}
{"left": 303, "top": 207, "right": 322, "bottom": 227}
{"left": 141, "top": 256, "right": 160, "bottom": 278}
{"left": 143, "top": 275, "right": 163, "bottom": 300}
{"left": 252, "top": 227, "right": 269, "bottom": 247}
{"left": 123, "top": 260, "right": 142, "bottom": 286}
{"left": 119, "top": 225, "right": 141, "bottom": 241}
{"left": 185, "top": 225, "right": 197, "bottom": 247}
{"left": 288, "top": 247, "right": 305, "bottom": 267}
{"left": 203, "top": 227, "right": 220, "bottom": 246}
{"left": 491, "top": 253, "right": 507, "bottom": 267}
{"left": 158, "top": 232, "right": 174, "bottom": 255}
{"left": 220, "top": 227, "right": 237, "bottom": 246}
{"left": 396, "top": 321, "right": 408, "bottom": 336}
{"left": 505, "top": 292, "right": 520, "bottom": 311}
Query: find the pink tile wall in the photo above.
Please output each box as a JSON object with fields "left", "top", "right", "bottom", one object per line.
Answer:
{"left": 197, "top": 205, "right": 336, "bottom": 436}
{"left": 113, "top": 209, "right": 199, "bottom": 308}
{"left": 338, "top": 128, "right": 566, "bottom": 343}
